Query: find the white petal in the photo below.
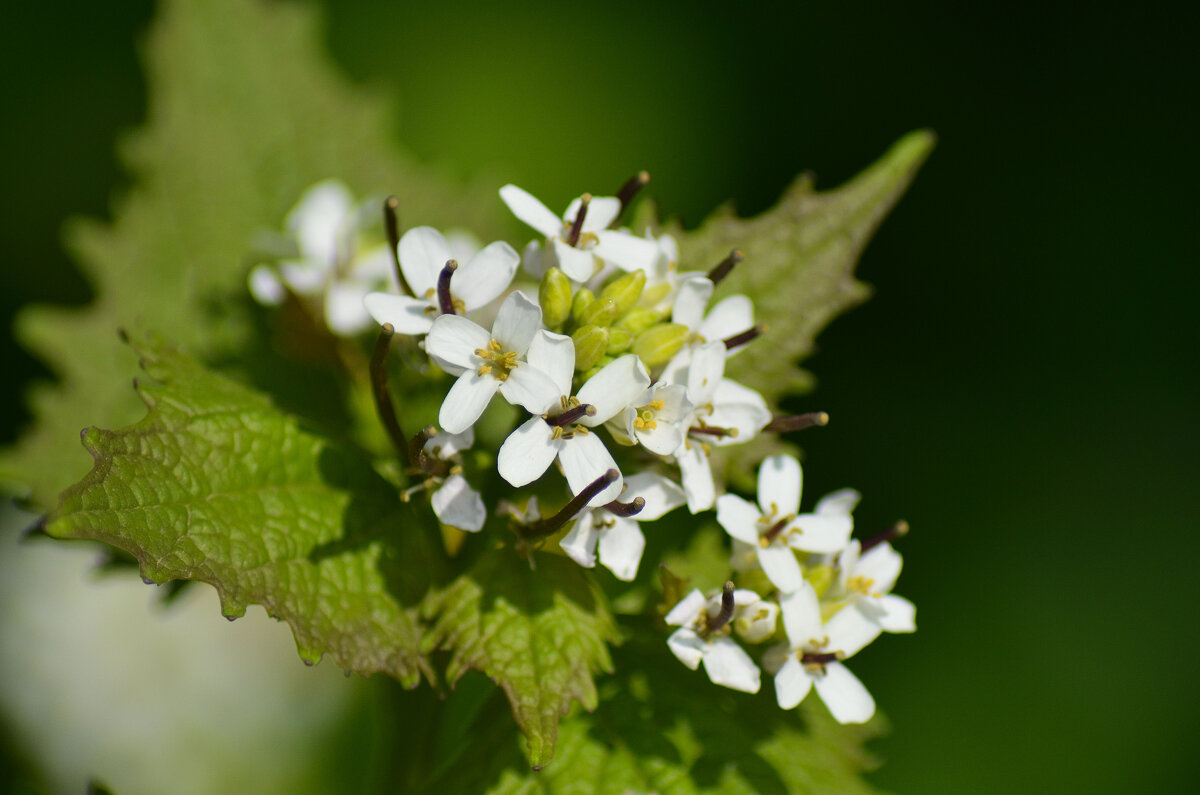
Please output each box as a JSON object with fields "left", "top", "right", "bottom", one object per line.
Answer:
{"left": 439, "top": 371, "right": 501, "bottom": 434}
{"left": 779, "top": 582, "right": 823, "bottom": 648}
{"left": 757, "top": 455, "right": 802, "bottom": 517}
{"left": 655, "top": 383, "right": 693, "bottom": 423}
{"left": 712, "top": 378, "right": 769, "bottom": 412}
{"left": 324, "top": 282, "right": 373, "bottom": 335}
{"left": 398, "top": 226, "right": 451, "bottom": 295}
{"left": 424, "top": 427, "right": 474, "bottom": 459}
{"left": 675, "top": 442, "right": 715, "bottom": 513}
{"left": 425, "top": 314, "right": 491, "bottom": 371}
{"left": 559, "top": 433, "right": 622, "bottom": 506}
{"left": 593, "top": 230, "right": 660, "bottom": 272}
{"left": 774, "top": 656, "right": 813, "bottom": 710}
{"left": 837, "top": 540, "right": 862, "bottom": 592}
{"left": 455, "top": 241, "right": 519, "bottom": 310}
{"left": 597, "top": 517, "right": 645, "bottom": 581}
{"left": 816, "top": 488, "right": 862, "bottom": 517}
{"left": 620, "top": 473, "right": 685, "bottom": 521}
{"left": 698, "top": 294, "right": 754, "bottom": 346}
{"left": 704, "top": 401, "right": 771, "bottom": 446}
{"left": 686, "top": 341, "right": 726, "bottom": 404}
{"left": 664, "top": 589, "right": 706, "bottom": 627}
{"left": 278, "top": 260, "right": 328, "bottom": 295}
{"left": 526, "top": 329, "right": 575, "bottom": 397}
{"left": 288, "top": 180, "right": 352, "bottom": 266}
{"left": 521, "top": 239, "right": 548, "bottom": 279}
{"left": 499, "top": 363, "right": 561, "bottom": 415}
{"left": 734, "top": 598, "right": 780, "bottom": 643}
{"left": 363, "top": 292, "right": 435, "bottom": 336}
{"left": 551, "top": 237, "right": 598, "bottom": 281}
{"left": 578, "top": 355, "right": 651, "bottom": 426}
{"left": 566, "top": 195, "right": 621, "bottom": 233}
{"left": 430, "top": 474, "right": 486, "bottom": 532}
{"left": 715, "top": 494, "right": 762, "bottom": 546}
{"left": 672, "top": 277, "right": 713, "bottom": 330}
{"left": 500, "top": 184, "right": 562, "bottom": 238}
{"left": 814, "top": 662, "right": 875, "bottom": 724}
{"left": 637, "top": 422, "right": 683, "bottom": 456}
{"left": 490, "top": 291, "right": 543, "bottom": 354}
{"left": 875, "top": 595, "right": 917, "bottom": 633}
{"left": 702, "top": 638, "right": 761, "bottom": 693}
{"left": 559, "top": 512, "right": 600, "bottom": 568}
{"left": 248, "top": 265, "right": 286, "bottom": 306}
{"left": 757, "top": 544, "right": 804, "bottom": 593}
{"left": 786, "top": 514, "right": 853, "bottom": 554}
{"left": 496, "top": 418, "right": 558, "bottom": 487}
{"left": 856, "top": 544, "right": 904, "bottom": 595}
{"left": 666, "top": 628, "right": 705, "bottom": 670}
{"left": 825, "top": 604, "right": 883, "bottom": 658}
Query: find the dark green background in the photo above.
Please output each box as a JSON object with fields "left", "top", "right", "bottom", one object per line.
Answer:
{"left": 2, "top": 1, "right": 1196, "bottom": 792}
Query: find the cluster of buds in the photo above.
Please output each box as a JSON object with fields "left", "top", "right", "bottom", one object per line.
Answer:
{"left": 248, "top": 175, "right": 916, "bottom": 722}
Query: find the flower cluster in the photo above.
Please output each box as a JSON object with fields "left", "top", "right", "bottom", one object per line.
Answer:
{"left": 248, "top": 176, "right": 916, "bottom": 723}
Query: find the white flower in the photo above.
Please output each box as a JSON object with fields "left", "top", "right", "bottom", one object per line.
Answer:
{"left": 559, "top": 473, "right": 686, "bottom": 581}
{"left": 732, "top": 594, "right": 781, "bottom": 643}
{"left": 771, "top": 581, "right": 876, "bottom": 723}
{"left": 663, "top": 342, "right": 771, "bottom": 513}
{"left": 423, "top": 429, "right": 486, "bottom": 533}
{"left": 500, "top": 185, "right": 659, "bottom": 281}
{"left": 424, "top": 292, "right": 561, "bottom": 434}
{"left": 634, "top": 232, "right": 705, "bottom": 313}
{"left": 610, "top": 381, "right": 693, "bottom": 455}
{"left": 497, "top": 330, "right": 649, "bottom": 506}
{"left": 322, "top": 246, "right": 394, "bottom": 335}
{"left": 716, "top": 455, "right": 853, "bottom": 593}
{"left": 822, "top": 539, "right": 916, "bottom": 655}
{"left": 665, "top": 588, "right": 761, "bottom": 693}
{"left": 672, "top": 276, "right": 756, "bottom": 356}
{"left": 362, "top": 226, "right": 518, "bottom": 336}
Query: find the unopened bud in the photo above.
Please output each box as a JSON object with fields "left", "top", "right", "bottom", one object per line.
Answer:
{"left": 597, "top": 270, "right": 646, "bottom": 319}
{"left": 570, "top": 287, "right": 595, "bottom": 325}
{"left": 538, "top": 267, "right": 572, "bottom": 329}
{"left": 614, "top": 307, "right": 663, "bottom": 335}
{"left": 572, "top": 325, "right": 610, "bottom": 371}
{"left": 605, "top": 327, "right": 634, "bottom": 355}
{"left": 579, "top": 296, "right": 619, "bottom": 328}
{"left": 632, "top": 323, "right": 689, "bottom": 369}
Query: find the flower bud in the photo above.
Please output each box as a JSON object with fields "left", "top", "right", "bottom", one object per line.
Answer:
{"left": 538, "top": 267, "right": 572, "bottom": 329}
{"left": 605, "top": 327, "right": 633, "bottom": 355}
{"left": 578, "top": 296, "right": 619, "bottom": 328}
{"left": 631, "top": 323, "right": 689, "bottom": 369}
{"left": 597, "top": 270, "right": 646, "bottom": 319}
{"left": 578, "top": 356, "right": 614, "bottom": 384}
{"left": 613, "top": 307, "right": 662, "bottom": 335}
{"left": 571, "top": 325, "right": 610, "bottom": 371}
{"left": 638, "top": 281, "right": 671, "bottom": 309}
{"left": 570, "top": 288, "right": 595, "bottom": 326}
{"left": 734, "top": 599, "right": 780, "bottom": 644}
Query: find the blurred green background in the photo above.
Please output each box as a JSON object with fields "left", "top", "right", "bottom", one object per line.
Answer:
{"left": 2, "top": 1, "right": 1196, "bottom": 792}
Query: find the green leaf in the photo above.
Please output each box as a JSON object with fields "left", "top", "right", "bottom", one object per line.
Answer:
{"left": 419, "top": 623, "right": 883, "bottom": 794}
{"left": 2, "top": 0, "right": 503, "bottom": 507}
{"left": 420, "top": 549, "right": 619, "bottom": 770}
{"left": 676, "top": 130, "right": 935, "bottom": 405}
{"left": 45, "top": 334, "right": 445, "bottom": 687}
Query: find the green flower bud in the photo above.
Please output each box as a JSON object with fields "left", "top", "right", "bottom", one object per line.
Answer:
{"left": 579, "top": 356, "right": 614, "bottom": 384}
{"left": 605, "top": 327, "right": 634, "bottom": 355}
{"left": 597, "top": 270, "right": 646, "bottom": 319}
{"left": 570, "top": 288, "right": 595, "bottom": 326}
{"left": 579, "top": 296, "right": 619, "bottom": 328}
{"left": 538, "top": 267, "right": 572, "bottom": 329}
{"left": 613, "top": 307, "right": 662, "bottom": 335}
{"left": 631, "top": 323, "right": 689, "bottom": 369}
{"left": 639, "top": 282, "right": 671, "bottom": 309}
{"left": 804, "top": 564, "right": 837, "bottom": 598}
{"left": 571, "top": 325, "right": 609, "bottom": 372}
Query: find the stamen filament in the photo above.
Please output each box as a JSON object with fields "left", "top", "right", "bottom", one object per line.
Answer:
{"left": 566, "top": 193, "right": 592, "bottom": 247}
{"left": 707, "top": 249, "right": 743, "bottom": 285}
{"left": 723, "top": 324, "right": 766, "bottom": 351}
{"left": 604, "top": 496, "right": 646, "bottom": 517}
{"left": 702, "top": 581, "right": 737, "bottom": 636}
{"left": 545, "top": 403, "right": 596, "bottom": 427}
{"left": 382, "top": 196, "right": 414, "bottom": 297}
{"left": 860, "top": 520, "right": 910, "bottom": 553}
{"left": 437, "top": 259, "right": 458, "bottom": 315}
{"left": 765, "top": 412, "right": 829, "bottom": 433}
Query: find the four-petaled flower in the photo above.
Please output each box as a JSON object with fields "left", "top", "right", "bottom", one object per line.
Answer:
{"left": 363, "top": 225, "right": 518, "bottom": 336}
{"left": 665, "top": 587, "right": 762, "bottom": 693}
{"left": 716, "top": 455, "right": 854, "bottom": 593}
{"left": 425, "top": 292, "right": 561, "bottom": 434}
{"left": 672, "top": 276, "right": 756, "bottom": 356}
{"left": 422, "top": 428, "right": 487, "bottom": 533}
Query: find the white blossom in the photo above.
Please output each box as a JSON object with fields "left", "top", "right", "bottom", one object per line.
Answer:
{"left": 559, "top": 473, "right": 685, "bottom": 581}
{"left": 672, "top": 276, "right": 756, "bottom": 356}
{"left": 610, "top": 381, "right": 693, "bottom": 456}
{"left": 423, "top": 429, "right": 486, "bottom": 533}
{"left": 497, "top": 330, "right": 649, "bottom": 506}
{"left": 425, "top": 292, "right": 561, "bottom": 434}
{"left": 665, "top": 588, "right": 761, "bottom": 693}
{"left": 716, "top": 455, "right": 853, "bottom": 593}
{"left": 363, "top": 226, "right": 517, "bottom": 336}
{"left": 821, "top": 539, "right": 916, "bottom": 655}
{"left": 500, "top": 185, "right": 659, "bottom": 281}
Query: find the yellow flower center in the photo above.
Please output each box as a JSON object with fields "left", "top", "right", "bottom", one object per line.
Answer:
{"left": 474, "top": 339, "right": 519, "bottom": 381}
